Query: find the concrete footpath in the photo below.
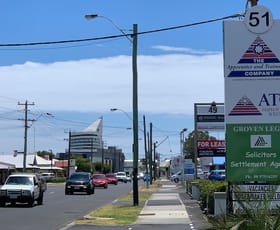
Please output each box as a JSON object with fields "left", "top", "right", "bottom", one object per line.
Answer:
{"left": 65, "top": 179, "right": 212, "bottom": 230}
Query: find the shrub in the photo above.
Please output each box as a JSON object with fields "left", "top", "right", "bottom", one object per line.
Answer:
{"left": 197, "top": 179, "right": 227, "bottom": 214}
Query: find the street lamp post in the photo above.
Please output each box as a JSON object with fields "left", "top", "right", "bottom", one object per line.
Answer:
{"left": 85, "top": 16, "right": 139, "bottom": 205}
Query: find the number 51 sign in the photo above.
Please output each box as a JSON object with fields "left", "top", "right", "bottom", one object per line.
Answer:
{"left": 244, "top": 5, "right": 273, "bottom": 34}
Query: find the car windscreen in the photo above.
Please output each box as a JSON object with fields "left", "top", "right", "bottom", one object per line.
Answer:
{"left": 105, "top": 174, "right": 115, "bottom": 178}
{"left": 70, "top": 174, "right": 88, "bottom": 181}
{"left": 92, "top": 175, "right": 105, "bottom": 179}
{"left": 6, "top": 176, "right": 33, "bottom": 185}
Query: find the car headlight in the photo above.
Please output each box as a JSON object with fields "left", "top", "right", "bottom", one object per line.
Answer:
{"left": 0, "top": 190, "right": 7, "bottom": 196}
{"left": 21, "top": 190, "right": 31, "bottom": 196}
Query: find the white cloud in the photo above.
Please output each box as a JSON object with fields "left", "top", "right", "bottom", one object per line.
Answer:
{"left": 152, "top": 45, "right": 221, "bottom": 55}
{"left": 0, "top": 52, "right": 224, "bottom": 115}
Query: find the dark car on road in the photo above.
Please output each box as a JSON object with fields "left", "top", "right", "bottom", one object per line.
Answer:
{"left": 208, "top": 169, "right": 226, "bottom": 181}
{"left": 65, "top": 172, "right": 95, "bottom": 195}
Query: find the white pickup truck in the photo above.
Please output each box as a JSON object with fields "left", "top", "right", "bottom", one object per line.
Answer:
{"left": 0, "top": 173, "right": 47, "bottom": 207}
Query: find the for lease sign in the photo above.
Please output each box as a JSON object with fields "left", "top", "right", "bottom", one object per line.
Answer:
{"left": 197, "top": 140, "right": 225, "bottom": 157}
{"left": 197, "top": 140, "right": 225, "bottom": 149}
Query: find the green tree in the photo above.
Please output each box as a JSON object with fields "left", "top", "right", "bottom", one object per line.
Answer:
{"left": 72, "top": 155, "right": 92, "bottom": 172}
{"left": 37, "top": 150, "right": 54, "bottom": 160}
{"left": 183, "top": 130, "right": 216, "bottom": 161}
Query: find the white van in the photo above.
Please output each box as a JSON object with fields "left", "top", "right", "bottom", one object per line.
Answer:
{"left": 40, "top": 173, "right": 55, "bottom": 180}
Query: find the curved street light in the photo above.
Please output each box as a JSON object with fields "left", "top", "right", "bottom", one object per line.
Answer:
{"left": 110, "top": 108, "right": 132, "bottom": 121}
{"left": 84, "top": 14, "right": 132, "bottom": 43}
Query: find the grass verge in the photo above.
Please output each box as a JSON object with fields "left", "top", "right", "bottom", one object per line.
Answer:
{"left": 75, "top": 181, "right": 161, "bottom": 226}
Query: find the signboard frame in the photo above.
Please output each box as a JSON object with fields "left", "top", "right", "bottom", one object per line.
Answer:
{"left": 224, "top": 5, "right": 280, "bottom": 182}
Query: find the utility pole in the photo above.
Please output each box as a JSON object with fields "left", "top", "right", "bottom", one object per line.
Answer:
{"left": 18, "top": 100, "right": 35, "bottom": 172}
{"left": 143, "top": 115, "right": 149, "bottom": 188}
{"left": 250, "top": 0, "right": 258, "bottom": 7}
{"left": 153, "top": 142, "right": 157, "bottom": 180}
{"left": 132, "top": 23, "right": 139, "bottom": 206}
{"left": 67, "top": 131, "right": 71, "bottom": 177}
{"left": 149, "top": 122, "right": 153, "bottom": 184}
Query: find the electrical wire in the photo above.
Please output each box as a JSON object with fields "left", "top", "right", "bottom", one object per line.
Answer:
{"left": 0, "top": 13, "right": 244, "bottom": 48}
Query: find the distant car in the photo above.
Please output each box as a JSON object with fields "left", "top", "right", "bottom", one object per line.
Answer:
{"left": 65, "top": 172, "right": 95, "bottom": 195}
{"left": 105, "top": 173, "right": 118, "bottom": 185}
{"left": 208, "top": 169, "right": 226, "bottom": 181}
{"left": 170, "top": 171, "right": 182, "bottom": 183}
{"left": 92, "top": 174, "right": 108, "bottom": 189}
{"left": 126, "top": 175, "right": 132, "bottom": 182}
{"left": 143, "top": 173, "right": 150, "bottom": 182}
{"left": 137, "top": 172, "right": 144, "bottom": 180}
{"left": 197, "top": 169, "right": 206, "bottom": 179}
{"left": 40, "top": 172, "right": 55, "bottom": 181}
{"left": 115, "top": 172, "right": 128, "bottom": 183}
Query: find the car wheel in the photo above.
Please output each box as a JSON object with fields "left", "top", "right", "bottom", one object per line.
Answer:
{"left": 28, "top": 194, "right": 35, "bottom": 207}
{"left": 0, "top": 201, "right": 5, "bottom": 207}
{"left": 37, "top": 192, "right": 44, "bottom": 205}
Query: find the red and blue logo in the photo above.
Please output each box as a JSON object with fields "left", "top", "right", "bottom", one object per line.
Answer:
{"left": 228, "top": 36, "right": 280, "bottom": 77}
{"left": 229, "top": 96, "right": 262, "bottom": 116}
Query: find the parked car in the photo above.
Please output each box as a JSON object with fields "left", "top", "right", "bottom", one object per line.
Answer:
{"left": 105, "top": 173, "right": 118, "bottom": 185}
{"left": 208, "top": 169, "right": 226, "bottom": 181}
{"left": 143, "top": 173, "right": 150, "bottom": 182}
{"left": 197, "top": 169, "right": 206, "bottom": 179}
{"left": 92, "top": 174, "right": 108, "bottom": 189}
{"left": 115, "top": 172, "right": 128, "bottom": 183}
{"left": 65, "top": 172, "right": 95, "bottom": 195}
{"left": 137, "top": 172, "right": 144, "bottom": 180}
{"left": 126, "top": 175, "right": 132, "bottom": 182}
{"left": 40, "top": 172, "right": 55, "bottom": 181}
{"left": 170, "top": 171, "right": 182, "bottom": 183}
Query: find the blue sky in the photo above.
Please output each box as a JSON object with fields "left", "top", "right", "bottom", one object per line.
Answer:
{"left": 0, "top": 1, "right": 278, "bottom": 161}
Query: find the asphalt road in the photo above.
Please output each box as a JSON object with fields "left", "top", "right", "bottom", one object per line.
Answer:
{"left": 0, "top": 181, "right": 133, "bottom": 230}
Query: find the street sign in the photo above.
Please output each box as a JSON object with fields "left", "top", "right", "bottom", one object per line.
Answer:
{"left": 195, "top": 103, "right": 224, "bottom": 131}
{"left": 224, "top": 5, "right": 280, "bottom": 182}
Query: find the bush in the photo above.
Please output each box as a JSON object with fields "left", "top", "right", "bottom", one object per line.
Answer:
{"left": 48, "top": 177, "right": 66, "bottom": 183}
{"left": 196, "top": 179, "right": 227, "bottom": 214}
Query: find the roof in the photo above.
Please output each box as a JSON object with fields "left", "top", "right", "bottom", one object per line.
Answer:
{"left": 83, "top": 117, "right": 103, "bottom": 134}
{"left": 0, "top": 161, "right": 15, "bottom": 169}
{"left": 0, "top": 154, "right": 59, "bottom": 170}
{"left": 0, "top": 154, "right": 36, "bottom": 169}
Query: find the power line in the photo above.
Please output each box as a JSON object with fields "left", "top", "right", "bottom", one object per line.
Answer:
{"left": 0, "top": 13, "right": 243, "bottom": 48}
